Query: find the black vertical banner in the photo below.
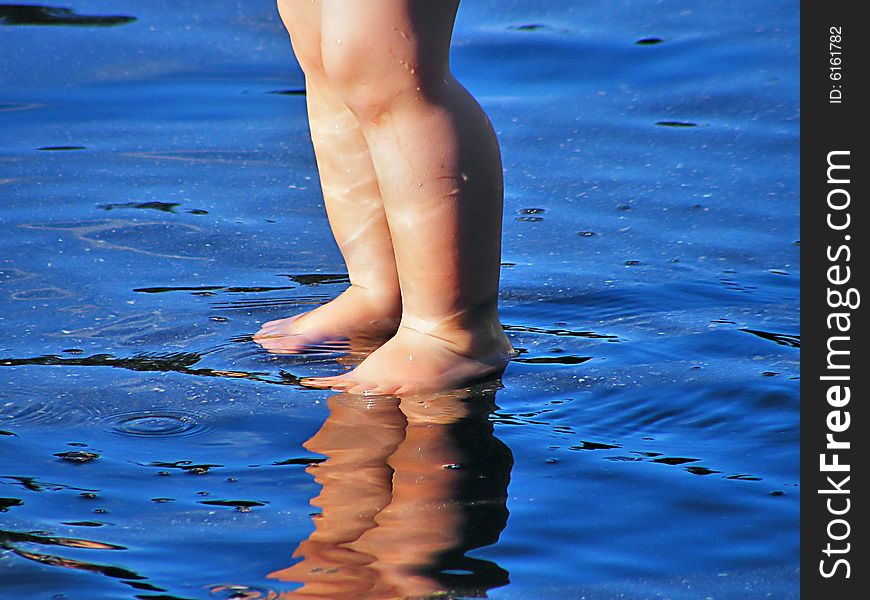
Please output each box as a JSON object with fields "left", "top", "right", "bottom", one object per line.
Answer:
{"left": 801, "top": 3, "right": 867, "bottom": 598}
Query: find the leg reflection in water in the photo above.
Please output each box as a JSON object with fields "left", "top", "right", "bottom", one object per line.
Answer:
{"left": 268, "top": 386, "right": 513, "bottom": 599}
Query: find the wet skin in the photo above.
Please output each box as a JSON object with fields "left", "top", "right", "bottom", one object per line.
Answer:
{"left": 254, "top": 0, "right": 513, "bottom": 394}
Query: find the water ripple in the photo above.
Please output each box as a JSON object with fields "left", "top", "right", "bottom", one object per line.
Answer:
{"left": 102, "top": 409, "right": 211, "bottom": 438}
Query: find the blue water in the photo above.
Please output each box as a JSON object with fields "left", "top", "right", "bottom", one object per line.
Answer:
{"left": 1, "top": 1, "right": 799, "bottom": 598}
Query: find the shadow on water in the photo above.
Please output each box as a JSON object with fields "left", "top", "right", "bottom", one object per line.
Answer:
{"left": 0, "top": 5, "right": 136, "bottom": 26}
{"left": 261, "top": 386, "right": 512, "bottom": 599}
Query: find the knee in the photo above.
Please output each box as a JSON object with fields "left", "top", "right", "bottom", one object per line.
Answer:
{"left": 321, "top": 38, "right": 423, "bottom": 122}
{"left": 277, "top": 0, "right": 324, "bottom": 77}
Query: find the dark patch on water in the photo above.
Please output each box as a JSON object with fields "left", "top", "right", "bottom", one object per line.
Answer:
{"left": 268, "top": 88, "right": 306, "bottom": 96}
{"left": 270, "top": 456, "right": 327, "bottom": 466}
{"left": 37, "top": 145, "right": 86, "bottom": 151}
{"left": 655, "top": 120, "right": 699, "bottom": 127}
{"left": 144, "top": 460, "right": 223, "bottom": 475}
{"left": 54, "top": 450, "right": 100, "bottom": 463}
{"left": 0, "top": 5, "right": 136, "bottom": 26}
{"left": 635, "top": 37, "right": 665, "bottom": 45}
{"left": 1, "top": 475, "right": 97, "bottom": 493}
{"left": 0, "top": 430, "right": 17, "bottom": 437}
{"left": 134, "top": 284, "right": 295, "bottom": 294}
{"left": 198, "top": 499, "right": 267, "bottom": 510}
{"left": 62, "top": 521, "right": 107, "bottom": 527}
{"left": 508, "top": 23, "right": 553, "bottom": 32}
{"left": 99, "top": 201, "right": 180, "bottom": 213}
{"left": 740, "top": 328, "right": 800, "bottom": 348}
{"left": 0, "top": 352, "right": 299, "bottom": 386}
{"left": 126, "top": 583, "right": 168, "bottom": 593}
{"left": 686, "top": 466, "right": 721, "bottom": 476}
{"left": 0, "top": 497, "right": 23, "bottom": 511}
{"left": 280, "top": 273, "right": 350, "bottom": 286}
{"left": 134, "top": 285, "right": 224, "bottom": 294}
{"left": 651, "top": 456, "right": 699, "bottom": 466}
{"left": 569, "top": 441, "right": 621, "bottom": 451}
{"left": 514, "top": 355, "right": 591, "bottom": 365}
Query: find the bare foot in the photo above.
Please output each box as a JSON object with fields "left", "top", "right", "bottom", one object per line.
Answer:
{"left": 301, "top": 317, "right": 513, "bottom": 394}
{"left": 253, "top": 285, "right": 401, "bottom": 354}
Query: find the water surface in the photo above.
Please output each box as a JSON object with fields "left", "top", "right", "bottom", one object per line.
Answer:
{"left": 1, "top": 1, "right": 799, "bottom": 598}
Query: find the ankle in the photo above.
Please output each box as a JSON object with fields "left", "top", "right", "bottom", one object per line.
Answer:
{"left": 348, "top": 283, "right": 402, "bottom": 316}
{"left": 400, "top": 305, "right": 510, "bottom": 358}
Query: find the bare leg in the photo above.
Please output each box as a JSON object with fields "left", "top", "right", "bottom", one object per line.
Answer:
{"left": 303, "top": 0, "right": 513, "bottom": 394}
{"left": 255, "top": 1, "right": 401, "bottom": 354}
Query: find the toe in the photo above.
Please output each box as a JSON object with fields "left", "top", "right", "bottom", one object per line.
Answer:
{"left": 344, "top": 382, "right": 375, "bottom": 395}
{"left": 300, "top": 375, "right": 347, "bottom": 389}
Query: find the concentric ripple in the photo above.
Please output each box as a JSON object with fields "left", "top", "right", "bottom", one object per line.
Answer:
{"left": 103, "top": 410, "right": 210, "bottom": 438}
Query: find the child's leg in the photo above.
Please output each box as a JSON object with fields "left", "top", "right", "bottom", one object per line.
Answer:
{"left": 303, "top": 0, "right": 513, "bottom": 394}
{"left": 255, "top": 0, "right": 401, "bottom": 353}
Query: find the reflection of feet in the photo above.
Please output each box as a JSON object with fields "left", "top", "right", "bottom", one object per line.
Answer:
{"left": 302, "top": 319, "right": 513, "bottom": 394}
{"left": 253, "top": 285, "right": 400, "bottom": 354}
